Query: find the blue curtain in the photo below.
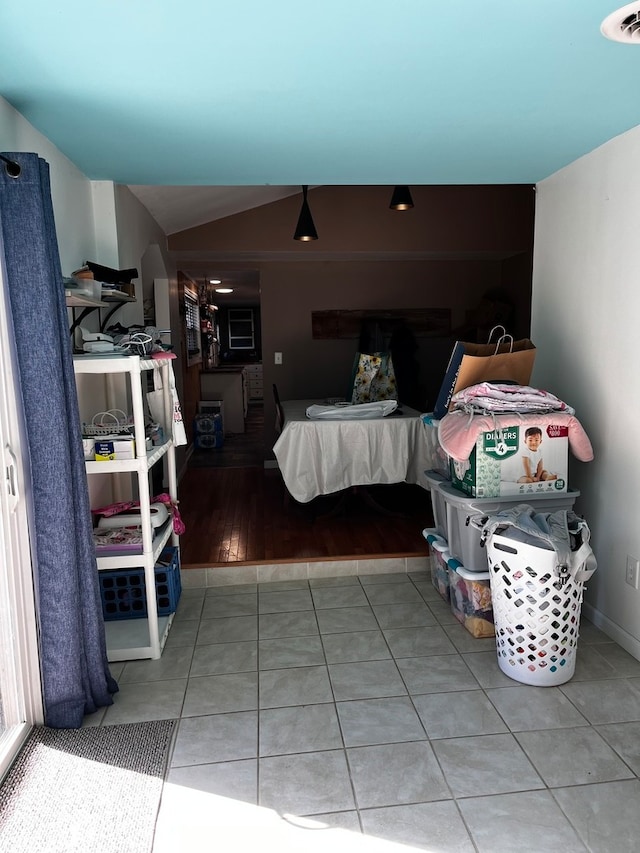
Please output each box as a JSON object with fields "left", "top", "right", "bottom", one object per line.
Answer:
{"left": 0, "top": 152, "right": 117, "bottom": 727}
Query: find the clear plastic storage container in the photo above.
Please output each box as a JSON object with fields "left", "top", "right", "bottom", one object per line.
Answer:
{"left": 422, "top": 529, "right": 451, "bottom": 601}
{"left": 448, "top": 562, "right": 494, "bottom": 638}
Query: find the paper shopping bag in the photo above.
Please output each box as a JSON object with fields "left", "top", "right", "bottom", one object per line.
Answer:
{"left": 433, "top": 327, "right": 536, "bottom": 418}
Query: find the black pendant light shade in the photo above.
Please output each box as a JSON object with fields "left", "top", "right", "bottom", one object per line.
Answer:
{"left": 293, "top": 185, "right": 318, "bottom": 241}
{"left": 389, "top": 185, "right": 414, "bottom": 210}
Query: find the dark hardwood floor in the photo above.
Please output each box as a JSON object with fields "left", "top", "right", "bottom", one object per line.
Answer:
{"left": 179, "top": 404, "right": 433, "bottom": 567}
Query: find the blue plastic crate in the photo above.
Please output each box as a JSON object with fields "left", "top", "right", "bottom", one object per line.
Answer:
{"left": 99, "top": 546, "right": 181, "bottom": 621}
{"left": 194, "top": 431, "right": 224, "bottom": 449}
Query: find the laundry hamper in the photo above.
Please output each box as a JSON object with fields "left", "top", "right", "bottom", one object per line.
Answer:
{"left": 484, "top": 513, "right": 597, "bottom": 687}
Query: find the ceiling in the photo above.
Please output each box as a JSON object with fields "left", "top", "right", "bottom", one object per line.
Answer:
{"left": 2, "top": 1, "right": 640, "bottom": 239}
{"left": 125, "top": 186, "right": 303, "bottom": 236}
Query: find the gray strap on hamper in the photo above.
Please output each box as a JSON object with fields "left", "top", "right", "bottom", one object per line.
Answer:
{"left": 475, "top": 504, "right": 597, "bottom": 587}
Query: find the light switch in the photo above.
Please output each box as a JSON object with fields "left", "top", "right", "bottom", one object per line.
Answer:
{"left": 274, "top": 352, "right": 283, "bottom": 365}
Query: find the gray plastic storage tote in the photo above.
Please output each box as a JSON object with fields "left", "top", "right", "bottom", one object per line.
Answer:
{"left": 440, "top": 481, "right": 580, "bottom": 572}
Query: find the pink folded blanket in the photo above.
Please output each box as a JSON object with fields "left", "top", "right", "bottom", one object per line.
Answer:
{"left": 450, "top": 382, "right": 574, "bottom": 413}
{"left": 438, "top": 410, "right": 594, "bottom": 462}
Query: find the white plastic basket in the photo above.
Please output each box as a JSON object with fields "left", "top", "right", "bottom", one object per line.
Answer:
{"left": 82, "top": 409, "right": 134, "bottom": 437}
{"left": 486, "top": 532, "right": 585, "bottom": 686}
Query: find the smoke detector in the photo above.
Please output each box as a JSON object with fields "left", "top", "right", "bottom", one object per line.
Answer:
{"left": 601, "top": 3, "right": 640, "bottom": 42}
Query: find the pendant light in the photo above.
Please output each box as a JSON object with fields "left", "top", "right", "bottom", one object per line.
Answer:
{"left": 389, "top": 185, "right": 414, "bottom": 210}
{"left": 293, "top": 185, "right": 318, "bottom": 241}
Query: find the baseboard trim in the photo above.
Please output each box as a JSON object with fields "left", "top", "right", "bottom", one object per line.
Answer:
{"left": 180, "top": 554, "right": 429, "bottom": 589}
{"left": 184, "top": 550, "right": 426, "bottom": 569}
{"left": 582, "top": 601, "right": 640, "bottom": 661}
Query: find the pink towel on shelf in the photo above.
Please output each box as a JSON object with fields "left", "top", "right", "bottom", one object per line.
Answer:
{"left": 438, "top": 410, "right": 594, "bottom": 462}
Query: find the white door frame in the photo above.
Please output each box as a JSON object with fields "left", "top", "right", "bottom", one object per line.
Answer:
{"left": 0, "top": 240, "right": 44, "bottom": 780}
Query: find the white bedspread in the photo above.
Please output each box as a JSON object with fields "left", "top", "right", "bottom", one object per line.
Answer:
{"left": 273, "top": 399, "right": 427, "bottom": 503}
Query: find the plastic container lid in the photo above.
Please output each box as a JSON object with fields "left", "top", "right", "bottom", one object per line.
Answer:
{"left": 438, "top": 480, "right": 580, "bottom": 510}
{"left": 423, "top": 469, "right": 450, "bottom": 490}
{"left": 430, "top": 538, "right": 449, "bottom": 554}
{"left": 421, "top": 412, "right": 440, "bottom": 425}
{"left": 452, "top": 565, "right": 490, "bottom": 581}
{"left": 422, "top": 527, "right": 441, "bottom": 543}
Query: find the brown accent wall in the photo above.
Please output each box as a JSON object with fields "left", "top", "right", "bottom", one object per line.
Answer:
{"left": 169, "top": 185, "right": 535, "bottom": 254}
{"left": 169, "top": 185, "right": 535, "bottom": 455}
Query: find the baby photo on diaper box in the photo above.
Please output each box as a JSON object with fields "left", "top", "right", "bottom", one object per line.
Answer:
{"left": 450, "top": 422, "right": 569, "bottom": 498}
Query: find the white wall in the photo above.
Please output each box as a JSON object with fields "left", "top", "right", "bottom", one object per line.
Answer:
{"left": 0, "top": 97, "right": 175, "bottom": 317}
{"left": 532, "top": 125, "right": 640, "bottom": 659}
{"left": 113, "top": 184, "right": 175, "bottom": 329}
{"left": 0, "top": 97, "right": 98, "bottom": 271}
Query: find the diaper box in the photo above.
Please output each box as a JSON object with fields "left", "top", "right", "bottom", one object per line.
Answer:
{"left": 450, "top": 422, "right": 569, "bottom": 498}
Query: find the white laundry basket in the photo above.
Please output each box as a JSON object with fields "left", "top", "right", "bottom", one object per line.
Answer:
{"left": 486, "top": 531, "right": 586, "bottom": 686}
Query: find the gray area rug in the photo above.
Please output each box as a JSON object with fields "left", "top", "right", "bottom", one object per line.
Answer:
{"left": 0, "top": 719, "right": 176, "bottom": 853}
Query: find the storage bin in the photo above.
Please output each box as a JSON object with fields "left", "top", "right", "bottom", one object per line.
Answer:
{"left": 486, "top": 532, "right": 584, "bottom": 686}
{"left": 193, "top": 413, "right": 223, "bottom": 451}
{"left": 448, "top": 562, "right": 494, "bottom": 638}
{"left": 194, "top": 431, "right": 224, "bottom": 450}
{"left": 439, "top": 481, "right": 580, "bottom": 572}
{"left": 193, "top": 412, "right": 222, "bottom": 433}
{"left": 422, "top": 469, "right": 450, "bottom": 537}
{"left": 197, "top": 400, "right": 225, "bottom": 434}
{"left": 198, "top": 399, "right": 224, "bottom": 418}
{"left": 420, "top": 414, "right": 450, "bottom": 477}
{"left": 422, "top": 528, "right": 439, "bottom": 572}
{"left": 99, "top": 546, "right": 181, "bottom": 621}
{"left": 423, "top": 529, "right": 451, "bottom": 601}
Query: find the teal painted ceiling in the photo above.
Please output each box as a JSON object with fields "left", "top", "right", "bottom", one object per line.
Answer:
{"left": 2, "top": 1, "right": 640, "bottom": 187}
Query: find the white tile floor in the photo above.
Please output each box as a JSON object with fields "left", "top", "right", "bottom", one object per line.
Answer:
{"left": 88, "top": 570, "right": 640, "bottom": 853}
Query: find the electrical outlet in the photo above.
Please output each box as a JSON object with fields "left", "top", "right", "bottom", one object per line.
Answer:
{"left": 625, "top": 555, "right": 639, "bottom": 589}
{"left": 274, "top": 352, "right": 282, "bottom": 365}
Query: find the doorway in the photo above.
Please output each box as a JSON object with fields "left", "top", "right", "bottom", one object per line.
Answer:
{"left": 176, "top": 266, "right": 432, "bottom": 567}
